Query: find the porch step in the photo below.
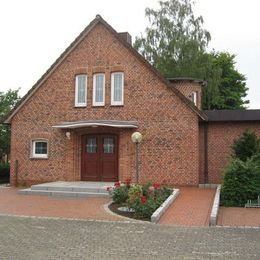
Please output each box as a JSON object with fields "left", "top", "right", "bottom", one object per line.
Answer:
{"left": 18, "top": 188, "right": 109, "bottom": 198}
{"left": 18, "top": 181, "right": 114, "bottom": 198}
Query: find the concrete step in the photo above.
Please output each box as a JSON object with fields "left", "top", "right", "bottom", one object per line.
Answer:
{"left": 31, "top": 185, "right": 106, "bottom": 193}
{"left": 18, "top": 188, "right": 109, "bottom": 198}
{"left": 30, "top": 181, "right": 113, "bottom": 193}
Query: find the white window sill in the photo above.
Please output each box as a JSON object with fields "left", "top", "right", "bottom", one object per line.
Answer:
{"left": 92, "top": 104, "right": 105, "bottom": 107}
{"left": 30, "top": 156, "right": 48, "bottom": 160}
{"left": 74, "top": 104, "right": 87, "bottom": 107}
{"left": 110, "top": 104, "right": 124, "bottom": 107}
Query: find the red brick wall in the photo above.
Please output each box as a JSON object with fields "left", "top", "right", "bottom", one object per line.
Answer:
{"left": 200, "top": 121, "right": 260, "bottom": 184}
{"left": 172, "top": 81, "right": 202, "bottom": 110}
{"left": 10, "top": 22, "right": 200, "bottom": 186}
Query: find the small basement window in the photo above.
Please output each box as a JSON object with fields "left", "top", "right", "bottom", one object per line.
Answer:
{"left": 31, "top": 140, "right": 48, "bottom": 158}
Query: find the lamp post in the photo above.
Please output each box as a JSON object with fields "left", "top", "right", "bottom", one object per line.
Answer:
{"left": 131, "top": 132, "right": 143, "bottom": 183}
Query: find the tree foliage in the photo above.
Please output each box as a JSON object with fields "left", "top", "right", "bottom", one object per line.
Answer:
{"left": 232, "top": 130, "right": 260, "bottom": 162}
{"left": 0, "top": 89, "right": 20, "bottom": 160}
{"left": 134, "top": 0, "right": 248, "bottom": 110}
{"left": 134, "top": 0, "right": 211, "bottom": 75}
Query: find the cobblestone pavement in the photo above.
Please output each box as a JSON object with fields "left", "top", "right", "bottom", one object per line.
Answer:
{"left": 0, "top": 215, "right": 259, "bottom": 259}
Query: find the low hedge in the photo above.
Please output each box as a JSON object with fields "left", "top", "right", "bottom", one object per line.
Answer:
{"left": 0, "top": 163, "right": 10, "bottom": 184}
{"left": 221, "top": 156, "right": 260, "bottom": 207}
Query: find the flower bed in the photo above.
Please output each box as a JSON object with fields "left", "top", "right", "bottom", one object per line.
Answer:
{"left": 107, "top": 179, "right": 173, "bottom": 220}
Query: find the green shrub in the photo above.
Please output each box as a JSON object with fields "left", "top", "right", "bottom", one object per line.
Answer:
{"left": 127, "top": 184, "right": 142, "bottom": 207}
{"left": 131, "top": 197, "right": 158, "bottom": 219}
{"left": 128, "top": 183, "right": 172, "bottom": 219}
{"left": 232, "top": 130, "right": 260, "bottom": 161}
{"left": 110, "top": 181, "right": 173, "bottom": 219}
{"left": 221, "top": 158, "right": 260, "bottom": 207}
{"left": 111, "top": 184, "right": 129, "bottom": 204}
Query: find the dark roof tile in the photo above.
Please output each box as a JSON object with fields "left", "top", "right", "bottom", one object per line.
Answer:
{"left": 204, "top": 109, "right": 260, "bottom": 122}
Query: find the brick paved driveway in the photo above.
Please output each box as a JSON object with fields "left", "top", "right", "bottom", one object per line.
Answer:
{"left": 0, "top": 215, "right": 259, "bottom": 259}
{"left": 0, "top": 187, "right": 121, "bottom": 221}
{"left": 159, "top": 187, "right": 215, "bottom": 226}
{"left": 218, "top": 207, "right": 260, "bottom": 227}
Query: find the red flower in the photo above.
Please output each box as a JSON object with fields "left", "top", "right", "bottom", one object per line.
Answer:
{"left": 125, "top": 178, "right": 131, "bottom": 186}
{"left": 153, "top": 183, "right": 161, "bottom": 189}
{"left": 140, "top": 196, "right": 147, "bottom": 204}
{"left": 114, "top": 182, "right": 120, "bottom": 187}
{"left": 106, "top": 186, "right": 112, "bottom": 191}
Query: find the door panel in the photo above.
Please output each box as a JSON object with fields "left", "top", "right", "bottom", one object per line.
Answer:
{"left": 101, "top": 136, "right": 118, "bottom": 181}
{"left": 81, "top": 136, "right": 99, "bottom": 181}
{"left": 81, "top": 134, "right": 118, "bottom": 181}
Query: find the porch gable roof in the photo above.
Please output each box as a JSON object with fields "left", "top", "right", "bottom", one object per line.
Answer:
{"left": 52, "top": 120, "right": 138, "bottom": 129}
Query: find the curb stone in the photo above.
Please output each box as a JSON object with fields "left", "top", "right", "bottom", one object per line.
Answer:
{"left": 151, "top": 189, "right": 180, "bottom": 223}
{"left": 209, "top": 185, "right": 221, "bottom": 226}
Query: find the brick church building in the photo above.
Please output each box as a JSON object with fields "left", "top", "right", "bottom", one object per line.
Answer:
{"left": 4, "top": 15, "right": 260, "bottom": 186}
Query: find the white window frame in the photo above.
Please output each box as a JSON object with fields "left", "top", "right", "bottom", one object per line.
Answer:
{"left": 31, "top": 139, "right": 48, "bottom": 159}
{"left": 93, "top": 73, "right": 105, "bottom": 106}
{"left": 75, "top": 74, "right": 87, "bottom": 107}
{"left": 192, "top": 91, "right": 198, "bottom": 106}
{"left": 111, "top": 72, "right": 124, "bottom": 106}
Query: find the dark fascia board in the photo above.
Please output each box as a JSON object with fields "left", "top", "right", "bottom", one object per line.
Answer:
{"left": 168, "top": 78, "right": 207, "bottom": 86}
{"left": 204, "top": 109, "right": 260, "bottom": 122}
{"left": 4, "top": 15, "right": 207, "bottom": 124}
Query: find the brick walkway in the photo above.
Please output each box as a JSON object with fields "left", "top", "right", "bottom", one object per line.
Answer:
{"left": 0, "top": 187, "right": 121, "bottom": 221}
{"left": 159, "top": 187, "right": 215, "bottom": 226}
{"left": 218, "top": 207, "right": 260, "bottom": 227}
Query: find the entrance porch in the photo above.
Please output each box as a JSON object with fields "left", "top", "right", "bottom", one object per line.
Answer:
{"left": 52, "top": 119, "right": 138, "bottom": 183}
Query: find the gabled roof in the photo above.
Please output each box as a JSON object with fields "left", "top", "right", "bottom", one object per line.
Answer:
{"left": 204, "top": 109, "right": 260, "bottom": 122}
{"left": 4, "top": 15, "right": 207, "bottom": 124}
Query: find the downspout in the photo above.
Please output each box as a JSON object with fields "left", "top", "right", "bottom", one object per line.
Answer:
{"left": 204, "top": 122, "right": 209, "bottom": 183}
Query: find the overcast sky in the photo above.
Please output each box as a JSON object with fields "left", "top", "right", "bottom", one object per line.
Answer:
{"left": 0, "top": 0, "right": 259, "bottom": 108}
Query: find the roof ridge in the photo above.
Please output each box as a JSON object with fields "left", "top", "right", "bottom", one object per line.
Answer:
{"left": 4, "top": 15, "right": 207, "bottom": 123}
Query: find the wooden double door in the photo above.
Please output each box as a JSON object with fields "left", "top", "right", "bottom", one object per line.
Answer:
{"left": 81, "top": 134, "right": 118, "bottom": 181}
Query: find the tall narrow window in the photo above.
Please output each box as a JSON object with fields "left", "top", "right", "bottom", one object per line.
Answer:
{"left": 93, "top": 73, "right": 105, "bottom": 106}
{"left": 111, "top": 72, "right": 124, "bottom": 105}
{"left": 75, "top": 75, "right": 87, "bottom": 107}
{"left": 191, "top": 91, "right": 198, "bottom": 106}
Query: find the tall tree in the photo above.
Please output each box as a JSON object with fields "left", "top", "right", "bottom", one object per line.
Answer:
{"left": 210, "top": 52, "right": 248, "bottom": 109}
{"left": 0, "top": 89, "right": 20, "bottom": 161}
{"left": 134, "top": 0, "right": 249, "bottom": 110}
{"left": 134, "top": 0, "right": 211, "bottom": 77}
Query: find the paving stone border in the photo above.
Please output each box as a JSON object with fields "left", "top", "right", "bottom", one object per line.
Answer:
{"left": 199, "top": 183, "right": 219, "bottom": 189}
{"left": 209, "top": 185, "right": 221, "bottom": 226}
{"left": 151, "top": 189, "right": 180, "bottom": 223}
{"left": 105, "top": 189, "right": 180, "bottom": 224}
{"left": 104, "top": 202, "right": 145, "bottom": 223}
